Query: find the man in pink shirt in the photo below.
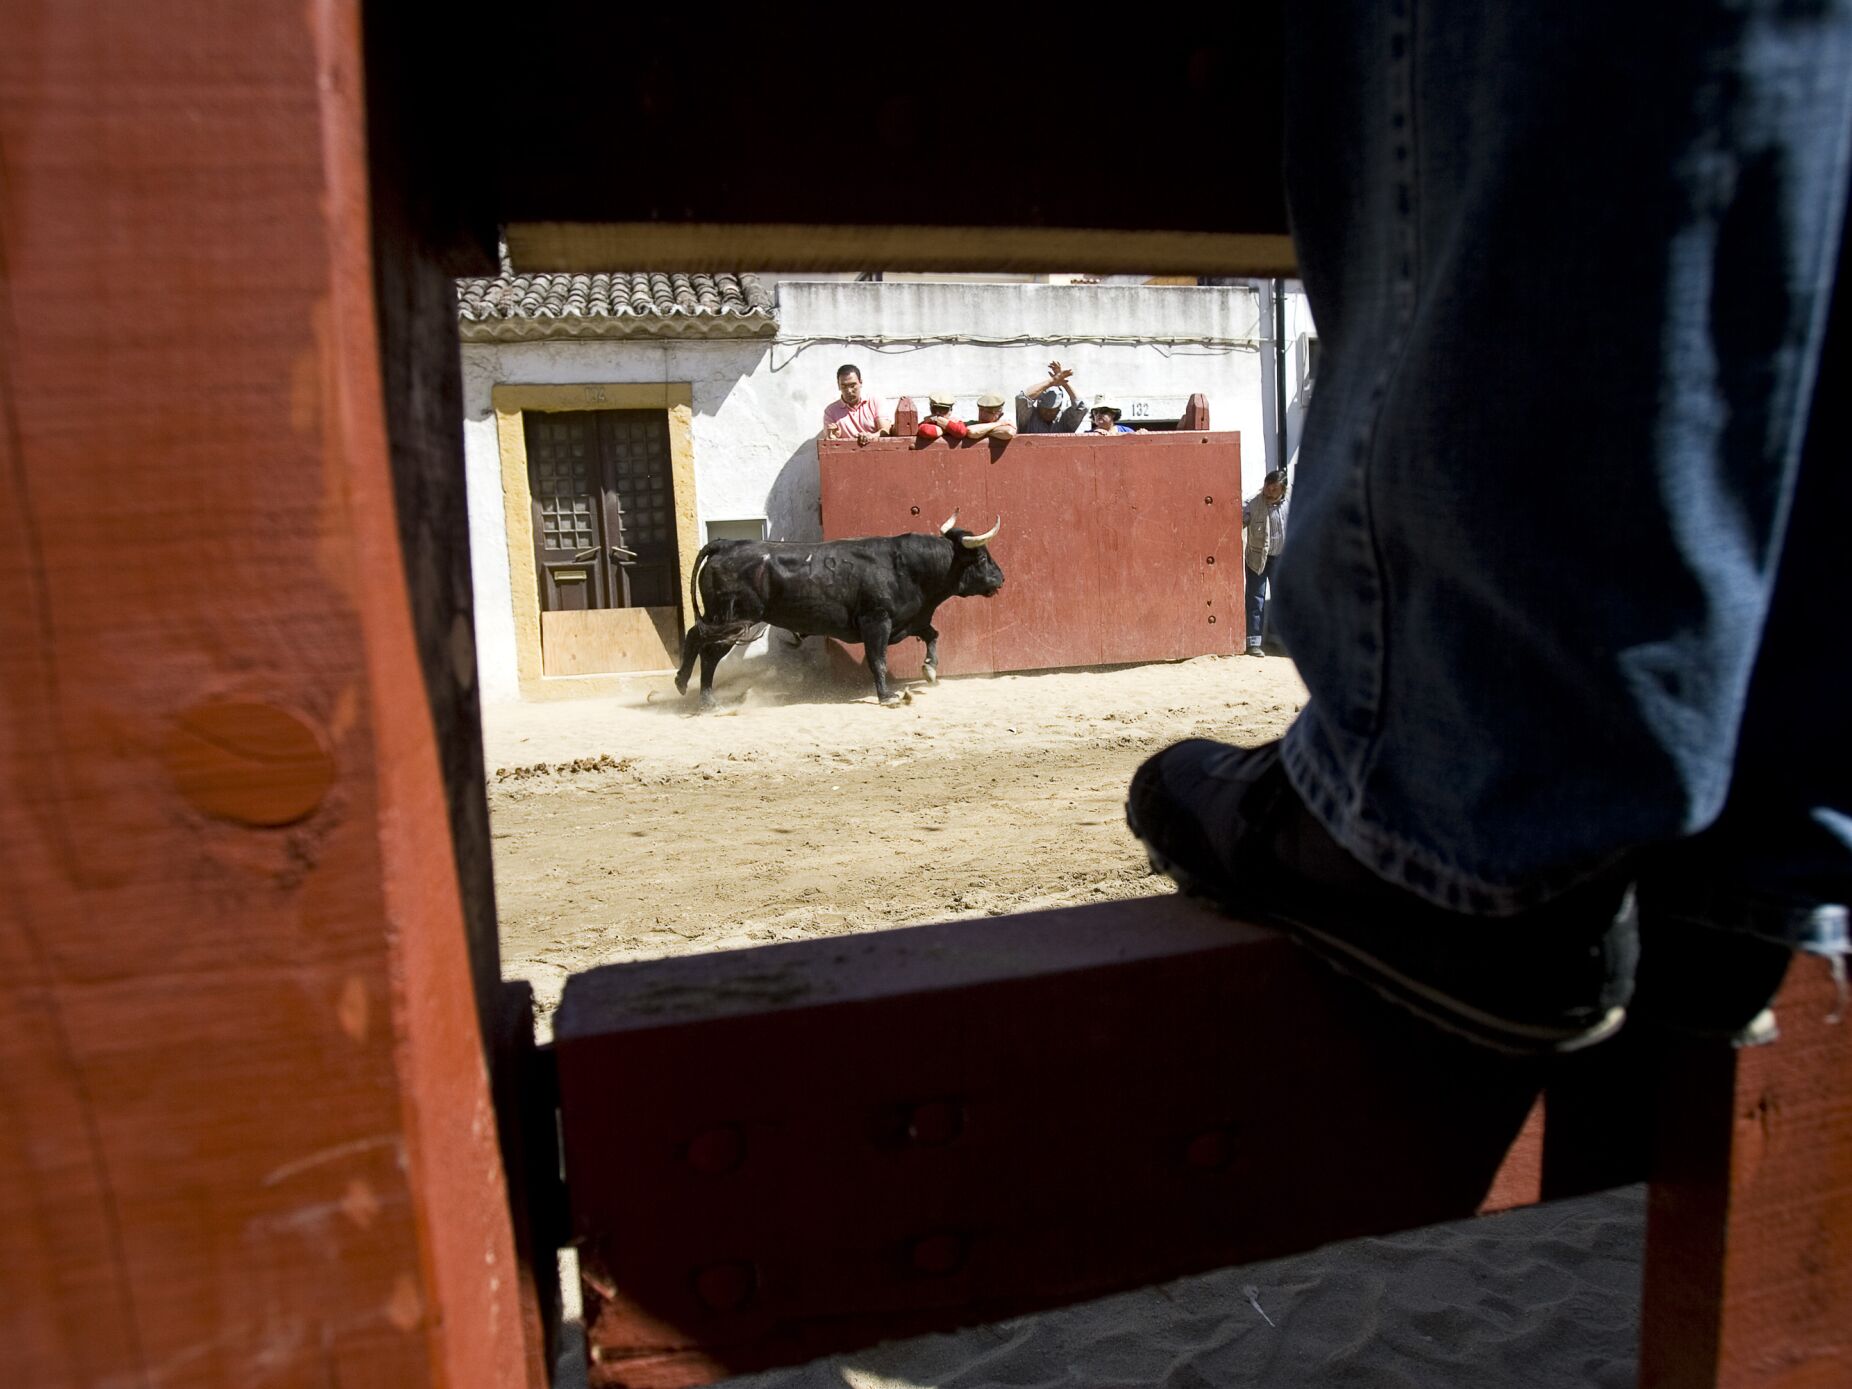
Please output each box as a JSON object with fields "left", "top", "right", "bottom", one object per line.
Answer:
{"left": 820, "top": 363, "right": 892, "bottom": 446}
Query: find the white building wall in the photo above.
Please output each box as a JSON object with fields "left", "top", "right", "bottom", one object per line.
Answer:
{"left": 462, "top": 280, "right": 1271, "bottom": 701}
{"left": 772, "top": 280, "right": 1264, "bottom": 428}
{"left": 460, "top": 401, "right": 519, "bottom": 702}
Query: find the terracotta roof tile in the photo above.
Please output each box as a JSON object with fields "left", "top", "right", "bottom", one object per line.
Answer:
{"left": 457, "top": 262, "right": 776, "bottom": 341}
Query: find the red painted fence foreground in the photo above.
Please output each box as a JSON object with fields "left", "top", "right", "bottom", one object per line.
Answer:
{"left": 554, "top": 900, "right": 1852, "bottom": 1388}
{"left": 819, "top": 430, "right": 1245, "bottom": 680}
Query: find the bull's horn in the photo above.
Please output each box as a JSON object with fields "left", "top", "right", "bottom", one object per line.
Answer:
{"left": 938, "top": 512, "right": 960, "bottom": 535}
{"left": 961, "top": 516, "right": 1002, "bottom": 549}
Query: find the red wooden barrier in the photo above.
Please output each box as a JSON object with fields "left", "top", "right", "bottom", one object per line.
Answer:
{"left": 9, "top": 11, "right": 1850, "bottom": 1389}
{"left": 556, "top": 897, "right": 1570, "bottom": 1387}
{"left": 819, "top": 432, "right": 1245, "bottom": 680}
{"left": 0, "top": 7, "right": 534, "bottom": 1386}
{"left": 1640, "top": 955, "right": 1852, "bottom": 1387}
{"left": 553, "top": 915, "right": 1852, "bottom": 1389}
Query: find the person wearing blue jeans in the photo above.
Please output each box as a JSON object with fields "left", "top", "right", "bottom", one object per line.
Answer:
{"left": 1129, "top": 1, "right": 1852, "bottom": 1054}
{"left": 1243, "top": 557, "right": 1275, "bottom": 656}
{"left": 1244, "top": 470, "right": 1289, "bottom": 656}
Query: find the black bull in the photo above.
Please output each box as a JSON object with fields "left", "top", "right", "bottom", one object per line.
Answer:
{"left": 674, "top": 516, "right": 1004, "bottom": 706}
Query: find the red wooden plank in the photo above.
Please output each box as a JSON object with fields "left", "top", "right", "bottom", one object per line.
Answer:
{"left": 815, "top": 442, "right": 996, "bottom": 680}
{"left": 555, "top": 896, "right": 1625, "bottom": 1387}
{"left": 1095, "top": 434, "right": 1245, "bottom": 665}
{"left": 983, "top": 438, "right": 1110, "bottom": 672}
{"left": 0, "top": 7, "right": 533, "bottom": 1385}
{"left": 1640, "top": 954, "right": 1852, "bottom": 1388}
{"left": 819, "top": 433, "right": 1246, "bottom": 681}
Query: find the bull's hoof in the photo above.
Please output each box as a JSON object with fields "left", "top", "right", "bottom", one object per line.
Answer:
{"left": 878, "top": 693, "right": 904, "bottom": 707}
{"left": 674, "top": 674, "right": 689, "bottom": 695}
{"left": 696, "top": 692, "right": 718, "bottom": 712}
{"left": 923, "top": 663, "right": 939, "bottom": 685}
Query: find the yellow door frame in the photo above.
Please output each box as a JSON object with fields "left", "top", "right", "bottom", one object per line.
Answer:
{"left": 492, "top": 383, "right": 699, "bottom": 695}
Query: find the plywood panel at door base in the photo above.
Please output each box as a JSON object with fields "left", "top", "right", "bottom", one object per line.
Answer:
{"left": 818, "top": 434, "right": 1244, "bottom": 680}
{"left": 542, "top": 607, "right": 680, "bottom": 676}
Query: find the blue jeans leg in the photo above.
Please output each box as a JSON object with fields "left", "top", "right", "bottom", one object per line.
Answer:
{"left": 1246, "top": 559, "right": 1272, "bottom": 649}
{"left": 1273, "top": 0, "right": 1852, "bottom": 917}
{"left": 1640, "top": 223, "right": 1852, "bottom": 959}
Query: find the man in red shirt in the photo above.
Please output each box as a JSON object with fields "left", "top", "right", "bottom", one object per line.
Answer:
{"left": 820, "top": 363, "right": 892, "bottom": 446}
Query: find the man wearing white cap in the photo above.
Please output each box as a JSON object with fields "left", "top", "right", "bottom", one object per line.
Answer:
{"left": 915, "top": 391, "right": 967, "bottom": 441}
{"left": 964, "top": 392, "right": 1018, "bottom": 443}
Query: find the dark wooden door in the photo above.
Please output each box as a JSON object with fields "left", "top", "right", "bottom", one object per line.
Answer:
{"left": 527, "top": 411, "right": 611, "bottom": 611}
{"left": 526, "top": 409, "right": 678, "bottom": 612}
{"left": 595, "top": 411, "right": 677, "bottom": 608}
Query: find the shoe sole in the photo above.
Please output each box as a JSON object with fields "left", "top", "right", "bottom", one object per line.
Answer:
{"left": 1130, "top": 815, "right": 1627, "bottom": 1058}
{"left": 1648, "top": 1007, "right": 1777, "bottom": 1048}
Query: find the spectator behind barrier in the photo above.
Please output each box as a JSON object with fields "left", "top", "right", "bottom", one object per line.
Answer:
{"left": 1084, "top": 403, "right": 1146, "bottom": 435}
{"left": 1016, "top": 361, "right": 1088, "bottom": 433}
{"left": 916, "top": 392, "right": 967, "bottom": 442}
{"left": 821, "top": 363, "right": 892, "bottom": 446}
{"left": 963, "top": 392, "right": 1017, "bottom": 443}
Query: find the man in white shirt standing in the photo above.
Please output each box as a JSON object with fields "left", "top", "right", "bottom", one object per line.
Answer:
{"left": 1243, "top": 469, "right": 1289, "bottom": 656}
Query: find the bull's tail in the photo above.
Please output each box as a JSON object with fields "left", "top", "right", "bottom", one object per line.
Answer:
{"left": 687, "top": 541, "right": 724, "bottom": 625}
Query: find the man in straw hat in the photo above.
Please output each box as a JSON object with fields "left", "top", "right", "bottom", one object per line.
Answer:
{"left": 1084, "top": 402, "right": 1138, "bottom": 435}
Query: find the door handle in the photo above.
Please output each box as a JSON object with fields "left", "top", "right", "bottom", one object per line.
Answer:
{"left": 611, "top": 545, "right": 639, "bottom": 563}
{"left": 572, "top": 547, "right": 601, "bottom": 562}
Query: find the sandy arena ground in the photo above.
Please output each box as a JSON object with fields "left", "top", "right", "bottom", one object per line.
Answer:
{"left": 482, "top": 654, "right": 1643, "bottom": 1389}
{"left": 485, "top": 653, "right": 1310, "bottom": 1026}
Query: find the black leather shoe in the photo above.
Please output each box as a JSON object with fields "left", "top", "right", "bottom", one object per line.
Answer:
{"left": 1127, "top": 739, "right": 1638, "bottom": 1055}
{"left": 1628, "top": 912, "right": 1789, "bottom": 1046}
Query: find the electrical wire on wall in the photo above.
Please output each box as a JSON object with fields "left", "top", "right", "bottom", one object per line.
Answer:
{"left": 769, "top": 332, "right": 1263, "bottom": 373}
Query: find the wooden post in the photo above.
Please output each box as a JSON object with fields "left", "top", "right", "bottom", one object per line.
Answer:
{"left": 891, "top": 396, "right": 920, "bottom": 439}
{"left": 1640, "top": 955, "right": 1852, "bottom": 1388}
{"left": 1179, "top": 392, "right": 1211, "bottom": 430}
{"left": 549, "top": 907, "right": 1851, "bottom": 1389}
{"left": 0, "top": 4, "right": 535, "bottom": 1385}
